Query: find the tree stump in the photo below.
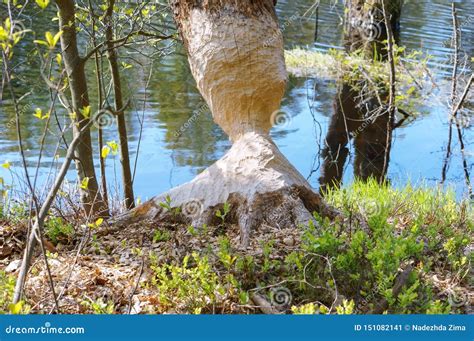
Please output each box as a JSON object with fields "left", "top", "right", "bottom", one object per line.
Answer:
{"left": 115, "top": 0, "right": 341, "bottom": 245}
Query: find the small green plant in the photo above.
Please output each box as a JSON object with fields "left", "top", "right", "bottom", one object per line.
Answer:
{"left": 153, "top": 229, "right": 171, "bottom": 243}
{"left": 132, "top": 247, "right": 143, "bottom": 257}
{"left": 44, "top": 217, "right": 74, "bottom": 244}
{"left": 150, "top": 252, "right": 235, "bottom": 313}
{"left": 217, "top": 237, "right": 236, "bottom": 271}
{"left": 159, "top": 195, "right": 180, "bottom": 215}
{"left": 291, "top": 303, "right": 318, "bottom": 315}
{"left": 0, "top": 271, "right": 29, "bottom": 314}
{"left": 0, "top": 271, "right": 15, "bottom": 314}
{"left": 298, "top": 179, "right": 472, "bottom": 314}
{"left": 215, "top": 202, "right": 231, "bottom": 224}
{"left": 81, "top": 297, "right": 115, "bottom": 314}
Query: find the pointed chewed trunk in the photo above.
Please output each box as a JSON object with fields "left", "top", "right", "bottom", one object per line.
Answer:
{"left": 172, "top": 0, "right": 286, "bottom": 141}
{"left": 115, "top": 0, "right": 343, "bottom": 245}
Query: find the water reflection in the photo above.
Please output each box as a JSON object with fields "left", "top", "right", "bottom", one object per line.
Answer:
{"left": 319, "top": 82, "right": 392, "bottom": 192}
{"left": 319, "top": 0, "right": 400, "bottom": 192}
{"left": 0, "top": 0, "right": 473, "bottom": 199}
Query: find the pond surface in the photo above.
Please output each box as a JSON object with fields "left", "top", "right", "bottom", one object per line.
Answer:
{"left": 0, "top": 0, "right": 473, "bottom": 204}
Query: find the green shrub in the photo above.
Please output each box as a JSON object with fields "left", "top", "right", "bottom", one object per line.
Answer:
{"left": 81, "top": 297, "right": 115, "bottom": 314}
{"left": 44, "top": 217, "right": 74, "bottom": 244}
{"left": 150, "top": 252, "right": 237, "bottom": 314}
{"left": 292, "top": 180, "right": 471, "bottom": 314}
{"left": 0, "top": 270, "right": 15, "bottom": 314}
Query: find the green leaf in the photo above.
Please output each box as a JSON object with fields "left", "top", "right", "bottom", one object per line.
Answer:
{"left": 56, "top": 53, "right": 62, "bottom": 66}
{"left": 80, "top": 105, "right": 91, "bottom": 118}
{"left": 106, "top": 141, "right": 119, "bottom": 155}
{"left": 33, "top": 108, "right": 49, "bottom": 120}
{"left": 8, "top": 302, "right": 23, "bottom": 314}
{"left": 80, "top": 177, "right": 90, "bottom": 190}
{"left": 33, "top": 108, "right": 43, "bottom": 119}
{"left": 101, "top": 146, "right": 110, "bottom": 159}
{"left": 35, "top": 0, "right": 50, "bottom": 9}
{"left": 1, "top": 161, "right": 11, "bottom": 169}
{"left": 45, "top": 31, "right": 54, "bottom": 47}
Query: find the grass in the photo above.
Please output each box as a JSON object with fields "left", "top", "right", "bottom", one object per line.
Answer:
{"left": 303, "top": 180, "right": 472, "bottom": 314}
{"left": 143, "top": 180, "right": 471, "bottom": 314}
{"left": 0, "top": 181, "right": 471, "bottom": 314}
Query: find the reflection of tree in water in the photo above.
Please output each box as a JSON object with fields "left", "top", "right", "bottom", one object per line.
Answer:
{"left": 149, "top": 49, "right": 228, "bottom": 172}
{"left": 153, "top": 48, "right": 309, "bottom": 172}
{"left": 319, "top": 82, "right": 391, "bottom": 192}
{"left": 319, "top": 0, "right": 402, "bottom": 193}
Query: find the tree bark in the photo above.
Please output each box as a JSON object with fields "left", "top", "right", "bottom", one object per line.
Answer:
{"left": 56, "top": 0, "right": 107, "bottom": 216}
{"left": 105, "top": 0, "right": 135, "bottom": 210}
{"left": 344, "top": 0, "right": 402, "bottom": 58}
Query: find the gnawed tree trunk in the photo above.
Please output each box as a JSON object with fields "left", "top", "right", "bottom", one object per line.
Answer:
{"left": 56, "top": 0, "right": 107, "bottom": 216}
{"left": 115, "top": 0, "right": 341, "bottom": 245}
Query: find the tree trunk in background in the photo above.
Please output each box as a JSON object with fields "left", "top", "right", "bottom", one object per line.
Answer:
{"left": 344, "top": 0, "right": 402, "bottom": 58}
{"left": 56, "top": 0, "right": 107, "bottom": 217}
{"left": 105, "top": 0, "right": 135, "bottom": 210}
{"left": 116, "top": 0, "right": 339, "bottom": 245}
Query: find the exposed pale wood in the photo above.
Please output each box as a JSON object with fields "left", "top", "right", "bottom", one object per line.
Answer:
{"left": 250, "top": 293, "right": 280, "bottom": 314}
{"left": 114, "top": 0, "right": 353, "bottom": 244}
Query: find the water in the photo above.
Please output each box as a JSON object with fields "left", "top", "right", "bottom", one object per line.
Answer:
{"left": 0, "top": 0, "right": 473, "bottom": 203}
